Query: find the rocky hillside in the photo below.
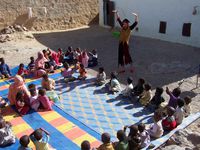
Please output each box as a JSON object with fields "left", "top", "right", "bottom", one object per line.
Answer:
{"left": 0, "top": 0, "right": 99, "bottom": 31}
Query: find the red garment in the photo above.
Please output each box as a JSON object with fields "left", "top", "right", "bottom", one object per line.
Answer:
{"left": 51, "top": 51, "right": 60, "bottom": 65}
{"left": 162, "top": 116, "right": 177, "bottom": 131}
{"left": 17, "top": 68, "right": 28, "bottom": 76}
{"left": 15, "top": 100, "right": 30, "bottom": 115}
{"left": 37, "top": 95, "right": 53, "bottom": 111}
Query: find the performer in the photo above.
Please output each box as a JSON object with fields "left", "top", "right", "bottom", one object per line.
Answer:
{"left": 114, "top": 11, "right": 138, "bottom": 73}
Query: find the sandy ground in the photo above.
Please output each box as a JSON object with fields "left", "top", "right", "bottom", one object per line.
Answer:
{"left": 0, "top": 26, "right": 200, "bottom": 149}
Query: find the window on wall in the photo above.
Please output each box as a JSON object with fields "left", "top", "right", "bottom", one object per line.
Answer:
{"left": 159, "top": 21, "right": 167, "bottom": 34}
{"left": 182, "top": 23, "right": 191, "bottom": 37}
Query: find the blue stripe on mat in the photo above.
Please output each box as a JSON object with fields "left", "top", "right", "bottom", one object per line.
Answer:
{"left": 22, "top": 110, "right": 80, "bottom": 150}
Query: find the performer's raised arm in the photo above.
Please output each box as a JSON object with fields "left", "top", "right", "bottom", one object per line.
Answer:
{"left": 130, "top": 13, "right": 138, "bottom": 30}
{"left": 114, "top": 11, "right": 123, "bottom": 27}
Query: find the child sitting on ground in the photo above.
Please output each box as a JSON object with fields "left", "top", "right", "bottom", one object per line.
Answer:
{"left": 166, "top": 87, "right": 181, "bottom": 109}
{"left": 81, "top": 51, "right": 89, "bottom": 68}
{"left": 97, "top": 132, "right": 114, "bottom": 150}
{"left": 149, "top": 87, "right": 165, "bottom": 109}
{"left": 114, "top": 130, "right": 129, "bottom": 150}
{"left": 162, "top": 106, "right": 177, "bottom": 131}
{"left": 138, "top": 123, "right": 150, "bottom": 148}
{"left": 132, "top": 78, "right": 145, "bottom": 97}
{"left": 88, "top": 49, "right": 98, "bottom": 67}
{"left": 184, "top": 96, "right": 192, "bottom": 117}
{"left": 95, "top": 67, "right": 106, "bottom": 86}
{"left": 64, "top": 46, "right": 74, "bottom": 64}
{"left": 37, "top": 88, "right": 52, "bottom": 111}
{"left": 121, "top": 77, "right": 134, "bottom": 97}
{"left": 0, "top": 118, "right": 16, "bottom": 147}
{"left": 48, "top": 56, "right": 57, "bottom": 70}
{"left": 15, "top": 91, "right": 30, "bottom": 116}
{"left": 174, "top": 98, "right": 185, "bottom": 125}
{"left": 28, "top": 57, "right": 35, "bottom": 72}
{"left": 30, "top": 128, "right": 50, "bottom": 150}
{"left": 41, "top": 74, "right": 55, "bottom": 91}
{"left": 28, "top": 84, "right": 40, "bottom": 111}
{"left": 61, "top": 63, "right": 76, "bottom": 83}
{"left": 139, "top": 83, "right": 152, "bottom": 106}
{"left": 57, "top": 48, "right": 64, "bottom": 64}
{"left": 107, "top": 72, "right": 121, "bottom": 93}
{"left": 125, "top": 125, "right": 141, "bottom": 150}
{"left": 81, "top": 140, "right": 91, "bottom": 150}
{"left": 18, "top": 135, "right": 32, "bottom": 150}
{"left": 148, "top": 111, "right": 164, "bottom": 138}
{"left": 78, "top": 64, "right": 87, "bottom": 80}
{"left": 17, "top": 63, "right": 28, "bottom": 77}
{"left": 0, "top": 58, "right": 11, "bottom": 79}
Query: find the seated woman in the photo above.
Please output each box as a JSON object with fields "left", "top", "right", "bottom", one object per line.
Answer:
{"left": 8, "top": 75, "right": 30, "bottom": 106}
{"left": 34, "top": 51, "right": 48, "bottom": 78}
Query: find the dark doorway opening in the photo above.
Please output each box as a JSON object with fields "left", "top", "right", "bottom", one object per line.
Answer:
{"left": 159, "top": 21, "right": 167, "bottom": 34}
{"left": 103, "top": 0, "right": 115, "bottom": 27}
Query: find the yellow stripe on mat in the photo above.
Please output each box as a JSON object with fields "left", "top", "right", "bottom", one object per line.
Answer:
{"left": 39, "top": 110, "right": 101, "bottom": 148}
{"left": 73, "top": 134, "right": 97, "bottom": 146}
{"left": 2, "top": 107, "right": 35, "bottom": 149}
{"left": 42, "top": 111, "right": 61, "bottom": 122}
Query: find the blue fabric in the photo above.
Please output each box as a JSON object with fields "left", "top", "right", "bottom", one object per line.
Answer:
{"left": 0, "top": 64, "right": 11, "bottom": 75}
{"left": 23, "top": 111, "right": 80, "bottom": 150}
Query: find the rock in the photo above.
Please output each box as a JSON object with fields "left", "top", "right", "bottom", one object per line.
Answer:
{"left": 25, "top": 35, "right": 34, "bottom": 39}
{"left": 22, "top": 26, "right": 28, "bottom": 31}
{"left": 13, "top": 24, "right": 23, "bottom": 32}
{"left": 0, "top": 34, "right": 11, "bottom": 43}
{"left": 1, "top": 26, "right": 13, "bottom": 34}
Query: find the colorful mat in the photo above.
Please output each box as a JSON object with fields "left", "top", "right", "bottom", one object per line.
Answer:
{"left": 0, "top": 66, "right": 200, "bottom": 150}
{"left": 55, "top": 76, "right": 153, "bottom": 140}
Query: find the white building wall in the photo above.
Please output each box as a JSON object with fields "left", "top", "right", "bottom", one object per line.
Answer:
{"left": 99, "top": 0, "right": 200, "bottom": 47}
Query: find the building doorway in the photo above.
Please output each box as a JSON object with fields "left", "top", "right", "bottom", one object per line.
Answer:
{"left": 103, "top": 0, "right": 115, "bottom": 27}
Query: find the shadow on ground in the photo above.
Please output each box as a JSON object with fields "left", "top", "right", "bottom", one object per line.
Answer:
{"left": 33, "top": 25, "right": 200, "bottom": 88}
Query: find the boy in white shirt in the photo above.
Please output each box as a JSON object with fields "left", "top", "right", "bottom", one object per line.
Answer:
{"left": 121, "top": 77, "right": 133, "bottom": 97}
{"left": 174, "top": 98, "right": 185, "bottom": 125}
{"left": 148, "top": 112, "right": 163, "bottom": 138}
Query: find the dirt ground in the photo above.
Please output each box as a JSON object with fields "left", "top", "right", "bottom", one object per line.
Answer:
{"left": 0, "top": 25, "right": 200, "bottom": 149}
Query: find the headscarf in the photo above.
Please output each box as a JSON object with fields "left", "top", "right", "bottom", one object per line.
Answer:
{"left": 8, "top": 75, "right": 30, "bottom": 105}
{"left": 35, "top": 51, "right": 47, "bottom": 69}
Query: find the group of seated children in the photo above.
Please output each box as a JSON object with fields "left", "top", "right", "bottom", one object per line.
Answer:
{"left": 8, "top": 74, "right": 55, "bottom": 116}
{"left": 63, "top": 46, "right": 98, "bottom": 68}
{"left": 61, "top": 62, "right": 87, "bottom": 83}
{"left": 80, "top": 98, "right": 192, "bottom": 150}
{"left": 18, "top": 128, "right": 50, "bottom": 150}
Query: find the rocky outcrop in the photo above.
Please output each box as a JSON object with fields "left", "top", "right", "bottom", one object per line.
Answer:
{"left": 0, "top": 0, "right": 99, "bottom": 31}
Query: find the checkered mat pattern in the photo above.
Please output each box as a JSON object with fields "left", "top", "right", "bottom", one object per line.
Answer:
{"left": 55, "top": 76, "right": 154, "bottom": 140}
